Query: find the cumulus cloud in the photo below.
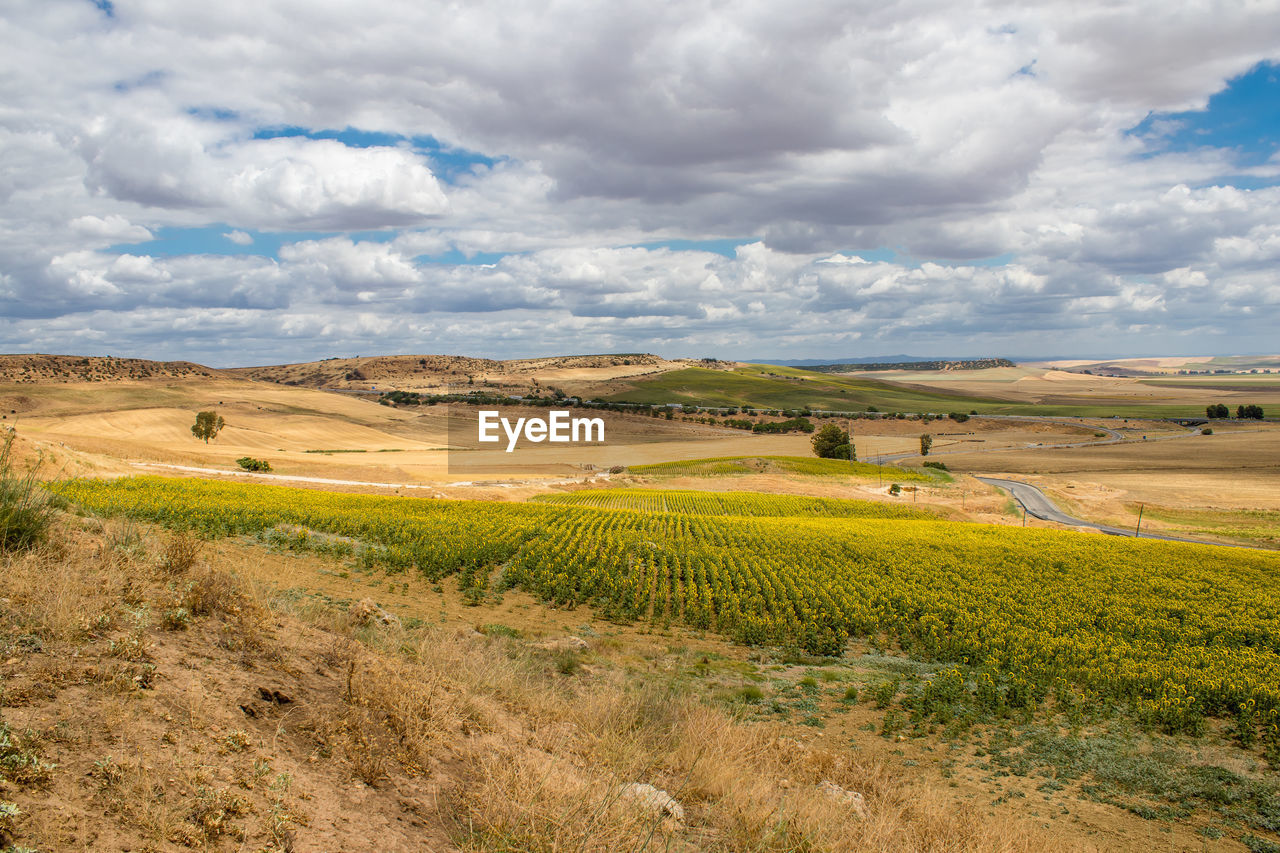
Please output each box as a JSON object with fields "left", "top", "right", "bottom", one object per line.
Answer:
{"left": 78, "top": 119, "right": 448, "bottom": 229}
{"left": 70, "top": 214, "right": 152, "bottom": 243}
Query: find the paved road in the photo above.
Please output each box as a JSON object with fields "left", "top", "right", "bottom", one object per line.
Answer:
{"left": 974, "top": 476, "right": 1235, "bottom": 547}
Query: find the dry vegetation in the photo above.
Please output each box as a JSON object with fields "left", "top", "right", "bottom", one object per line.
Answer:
{"left": 0, "top": 355, "right": 219, "bottom": 384}
{"left": 224, "top": 352, "right": 684, "bottom": 395}
{"left": 0, "top": 510, "right": 1073, "bottom": 852}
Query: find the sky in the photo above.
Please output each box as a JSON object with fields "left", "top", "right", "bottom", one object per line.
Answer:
{"left": 1, "top": 1, "right": 1278, "bottom": 366}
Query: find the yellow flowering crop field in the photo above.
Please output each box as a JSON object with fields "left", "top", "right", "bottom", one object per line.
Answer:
{"left": 62, "top": 476, "right": 1280, "bottom": 735}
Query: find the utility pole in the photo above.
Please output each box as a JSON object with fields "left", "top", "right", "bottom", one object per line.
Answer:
{"left": 1022, "top": 507, "right": 1027, "bottom": 527}
{"left": 1135, "top": 504, "right": 1144, "bottom": 538}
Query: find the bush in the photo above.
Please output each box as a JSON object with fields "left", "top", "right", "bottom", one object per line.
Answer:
{"left": 236, "top": 457, "right": 272, "bottom": 472}
{"left": 923, "top": 461, "right": 949, "bottom": 471}
{"left": 888, "top": 483, "right": 902, "bottom": 496}
{"left": 0, "top": 430, "right": 56, "bottom": 552}
{"left": 1202, "top": 428, "right": 1213, "bottom": 436}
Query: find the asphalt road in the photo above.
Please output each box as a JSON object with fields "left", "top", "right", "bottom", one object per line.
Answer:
{"left": 974, "top": 476, "right": 1232, "bottom": 547}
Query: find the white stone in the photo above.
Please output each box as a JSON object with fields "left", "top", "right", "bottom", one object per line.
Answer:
{"left": 620, "top": 782, "right": 685, "bottom": 823}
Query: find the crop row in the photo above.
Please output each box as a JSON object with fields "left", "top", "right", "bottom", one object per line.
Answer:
{"left": 532, "top": 488, "right": 935, "bottom": 519}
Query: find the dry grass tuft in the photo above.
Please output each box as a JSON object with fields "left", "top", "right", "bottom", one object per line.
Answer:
{"left": 158, "top": 529, "right": 204, "bottom": 576}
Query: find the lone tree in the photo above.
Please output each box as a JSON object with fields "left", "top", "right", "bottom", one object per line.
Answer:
{"left": 811, "top": 423, "right": 854, "bottom": 460}
{"left": 919, "top": 433, "right": 933, "bottom": 456}
{"left": 191, "top": 411, "right": 225, "bottom": 444}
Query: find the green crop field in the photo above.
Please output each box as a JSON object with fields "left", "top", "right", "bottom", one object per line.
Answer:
{"left": 603, "top": 365, "right": 1001, "bottom": 411}
{"left": 626, "top": 454, "right": 934, "bottom": 482}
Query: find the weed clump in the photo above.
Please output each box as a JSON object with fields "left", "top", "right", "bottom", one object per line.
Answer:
{"left": 0, "top": 430, "right": 56, "bottom": 552}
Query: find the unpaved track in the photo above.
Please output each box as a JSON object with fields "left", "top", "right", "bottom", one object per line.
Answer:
{"left": 129, "top": 461, "right": 609, "bottom": 490}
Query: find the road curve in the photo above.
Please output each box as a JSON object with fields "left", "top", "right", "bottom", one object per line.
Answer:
{"left": 975, "top": 476, "right": 1241, "bottom": 548}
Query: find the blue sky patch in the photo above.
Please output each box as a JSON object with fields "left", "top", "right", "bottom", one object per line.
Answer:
{"left": 186, "top": 106, "right": 240, "bottom": 122}
{"left": 839, "top": 248, "right": 1015, "bottom": 268}
{"left": 420, "top": 248, "right": 512, "bottom": 266}
{"left": 1129, "top": 61, "right": 1279, "bottom": 167}
{"left": 91, "top": 0, "right": 114, "bottom": 17}
{"left": 628, "top": 238, "right": 754, "bottom": 258}
{"left": 113, "top": 70, "right": 166, "bottom": 92}
{"left": 250, "top": 125, "right": 501, "bottom": 183}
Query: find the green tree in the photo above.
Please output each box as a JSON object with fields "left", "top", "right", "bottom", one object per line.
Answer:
{"left": 191, "top": 411, "right": 225, "bottom": 444}
{"left": 919, "top": 433, "right": 933, "bottom": 456}
{"left": 811, "top": 423, "right": 853, "bottom": 460}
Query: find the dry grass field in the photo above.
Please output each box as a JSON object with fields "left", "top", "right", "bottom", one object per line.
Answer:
{"left": 4, "top": 373, "right": 1110, "bottom": 489}
{"left": 833, "top": 363, "right": 1280, "bottom": 413}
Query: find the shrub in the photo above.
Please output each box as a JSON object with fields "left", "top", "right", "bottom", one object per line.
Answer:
{"left": 236, "top": 457, "right": 272, "bottom": 472}
{"left": 923, "top": 460, "right": 949, "bottom": 471}
{"left": 873, "top": 679, "right": 899, "bottom": 709}
{"left": 0, "top": 430, "right": 56, "bottom": 552}
{"left": 1202, "top": 428, "right": 1213, "bottom": 436}
{"left": 888, "top": 483, "right": 902, "bottom": 496}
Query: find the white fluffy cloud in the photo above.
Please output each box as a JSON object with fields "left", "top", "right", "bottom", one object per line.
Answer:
{"left": 78, "top": 119, "right": 447, "bottom": 229}
{"left": 0, "top": 0, "right": 1278, "bottom": 360}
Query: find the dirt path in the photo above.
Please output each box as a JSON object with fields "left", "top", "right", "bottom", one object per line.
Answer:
{"left": 129, "top": 461, "right": 610, "bottom": 491}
